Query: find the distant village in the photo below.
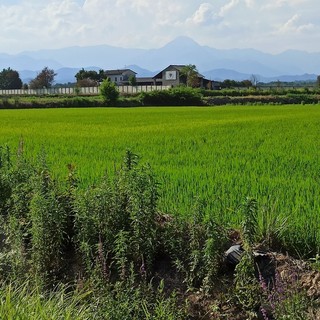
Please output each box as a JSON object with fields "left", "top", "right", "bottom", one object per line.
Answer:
{"left": 0, "top": 64, "right": 223, "bottom": 96}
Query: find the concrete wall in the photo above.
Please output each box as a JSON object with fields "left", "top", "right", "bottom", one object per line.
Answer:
{"left": 0, "top": 85, "right": 171, "bottom": 96}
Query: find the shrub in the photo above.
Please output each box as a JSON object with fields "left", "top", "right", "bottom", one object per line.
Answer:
{"left": 74, "top": 150, "right": 158, "bottom": 280}
{"left": 162, "top": 200, "right": 228, "bottom": 293}
{"left": 139, "top": 86, "right": 203, "bottom": 106}
{"left": 99, "top": 78, "right": 119, "bottom": 104}
{"left": 28, "top": 167, "right": 67, "bottom": 284}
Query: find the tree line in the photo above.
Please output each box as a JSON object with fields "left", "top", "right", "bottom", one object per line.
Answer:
{"left": 0, "top": 67, "right": 56, "bottom": 90}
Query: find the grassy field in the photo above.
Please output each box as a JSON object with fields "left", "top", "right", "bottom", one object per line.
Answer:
{"left": 0, "top": 105, "right": 319, "bottom": 250}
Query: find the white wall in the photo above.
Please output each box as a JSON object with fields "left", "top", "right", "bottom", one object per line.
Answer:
{"left": 0, "top": 85, "right": 171, "bottom": 96}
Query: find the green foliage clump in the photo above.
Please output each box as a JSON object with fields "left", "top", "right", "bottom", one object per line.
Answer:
{"left": 100, "top": 78, "right": 119, "bottom": 104}
{"left": 162, "top": 201, "right": 228, "bottom": 294}
{"left": 74, "top": 150, "right": 158, "bottom": 280}
{"left": 0, "top": 147, "right": 190, "bottom": 318}
{"left": 29, "top": 67, "right": 56, "bottom": 89}
{"left": 0, "top": 282, "right": 92, "bottom": 320}
{"left": 0, "top": 68, "right": 22, "bottom": 90}
{"left": 139, "top": 86, "right": 203, "bottom": 106}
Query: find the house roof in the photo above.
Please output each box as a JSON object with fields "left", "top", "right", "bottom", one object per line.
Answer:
{"left": 104, "top": 69, "right": 137, "bottom": 76}
{"left": 153, "top": 65, "right": 204, "bottom": 79}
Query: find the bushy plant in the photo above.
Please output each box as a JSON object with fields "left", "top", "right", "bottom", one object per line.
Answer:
{"left": 28, "top": 167, "right": 67, "bottom": 284}
{"left": 139, "top": 86, "right": 203, "bottom": 106}
{"left": 234, "top": 251, "right": 261, "bottom": 311}
{"left": 259, "top": 270, "right": 315, "bottom": 320}
{"left": 241, "top": 197, "right": 258, "bottom": 249}
{"left": 0, "top": 145, "right": 12, "bottom": 216}
{"left": 162, "top": 200, "right": 228, "bottom": 293}
{"left": 100, "top": 78, "right": 119, "bottom": 104}
{"left": 74, "top": 150, "right": 158, "bottom": 280}
{"left": 94, "top": 276, "right": 186, "bottom": 320}
{"left": 0, "top": 282, "right": 92, "bottom": 319}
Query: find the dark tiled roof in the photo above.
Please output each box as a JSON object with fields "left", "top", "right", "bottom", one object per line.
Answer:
{"left": 104, "top": 69, "right": 137, "bottom": 76}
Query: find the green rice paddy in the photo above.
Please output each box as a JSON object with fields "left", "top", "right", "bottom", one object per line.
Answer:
{"left": 0, "top": 105, "right": 319, "bottom": 247}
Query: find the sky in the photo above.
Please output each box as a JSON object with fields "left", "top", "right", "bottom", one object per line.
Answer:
{"left": 0, "top": 0, "right": 319, "bottom": 54}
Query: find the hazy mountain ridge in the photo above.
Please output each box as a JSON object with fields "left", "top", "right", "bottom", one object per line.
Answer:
{"left": 1, "top": 36, "right": 320, "bottom": 83}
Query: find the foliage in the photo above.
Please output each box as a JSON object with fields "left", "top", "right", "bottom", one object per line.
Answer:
{"left": 0, "top": 282, "right": 92, "bottom": 320}
{"left": 0, "top": 145, "right": 12, "bottom": 216}
{"left": 99, "top": 78, "right": 119, "bottom": 104}
{"left": 162, "top": 200, "right": 228, "bottom": 293}
{"left": 234, "top": 251, "right": 261, "bottom": 311}
{"left": 0, "top": 68, "right": 22, "bottom": 90}
{"left": 241, "top": 197, "right": 258, "bottom": 249}
{"left": 0, "top": 147, "right": 190, "bottom": 318}
{"left": 179, "top": 64, "right": 200, "bottom": 88}
{"left": 220, "top": 79, "right": 253, "bottom": 89}
{"left": 28, "top": 165, "right": 67, "bottom": 284}
{"left": 73, "top": 150, "right": 158, "bottom": 280}
{"left": 129, "top": 75, "right": 137, "bottom": 86}
{"left": 258, "top": 203, "right": 288, "bottom": 249}
{"left": 76, "top": 78, "right": 98, "bottom": 87}
{"left": 259, "top": 271, "right": 315, "bottom": 320}
{"left": 140, "top": 86, "right": 203, "bottom": 105}
{"left": 75, "top": 68, "right": 106, "bottom": 87}
{"left": 29, "top": 67, "right": 57, "bottom": 89}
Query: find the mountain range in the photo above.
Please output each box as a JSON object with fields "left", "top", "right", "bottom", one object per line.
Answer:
{"left": 1, "top": 36, "right": 319, "bottom": 84}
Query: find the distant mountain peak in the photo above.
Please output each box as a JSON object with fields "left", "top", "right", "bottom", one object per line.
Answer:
{"left": 163, "top": 36, "right": 200, "bottom": 49}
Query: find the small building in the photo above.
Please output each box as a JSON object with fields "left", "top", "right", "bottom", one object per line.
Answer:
{"left": 153, "top": 65, "right": 205, "bottom": 87}
{"left": 203, "top": 79, "right": 221, "bottom": 90}
{"left": 135, "top": 77, "right": 159, "bottom": 86}
{"left": 104, "top": 69, "right": 137, "bottom": 85}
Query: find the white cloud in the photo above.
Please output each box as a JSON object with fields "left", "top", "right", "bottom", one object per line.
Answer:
{"left": 188, "top": 3, "right": 221, "bottom": 26}
{"left": 277, "top": 14, "right": 316, "bottom": 34}
{"left": 219, "top": 0, "right": 240, "bottom": 17}
{"left": 0, "top": 0, "right": 319, "bottom": 54}
{"left": 244, "top": 0, "right": 255, "bottom": 8}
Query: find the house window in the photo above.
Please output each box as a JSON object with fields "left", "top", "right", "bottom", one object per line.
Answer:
{"left": 120, "top": 77, "right": 123, "bottom": 81}
{"left": 115, "top": 77, "right": 118, "bottom": 82}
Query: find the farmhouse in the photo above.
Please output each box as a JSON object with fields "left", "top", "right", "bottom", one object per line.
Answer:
{"left": 134, "top": 65, "right": 219, "bottom": 89}
{"left": 104, "top": 69, "right": 137, "bottom": 85}
{"left": 153, "top": 65, "right": 205, "bottom": 87}
{"left": 103, "top": 65, "right": 220, "bottom": 89}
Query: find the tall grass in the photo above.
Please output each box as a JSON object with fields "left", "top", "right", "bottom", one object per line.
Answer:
{"left": 0, "top": 282, "right": 92, "bottom": 320}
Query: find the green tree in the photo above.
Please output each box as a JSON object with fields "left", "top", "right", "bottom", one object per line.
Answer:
{"left": 129, "top": 75, "right": 137, "bottom": 86}
{"left": 29, "top": 67, "right": 56, "bottom": 89}
{"left": 240, "top": 80, "right": 252, "bottom": 88}
{"left": 317, "top": 75, "right": 320, "bottom": 87}
{"left": 100, "top": 78, "right": 119, "bottom": 104}
{"left": 221, "top": 79, "right": 237, "bottom": 88}
{"left": 180, "top": 64, "right": 200, "bottom": 88}
{"left": 0, "top": 68, "right": 23, "bottom": 89}
{"left": 75, "top": 68, "right": 107, "bottom": 87}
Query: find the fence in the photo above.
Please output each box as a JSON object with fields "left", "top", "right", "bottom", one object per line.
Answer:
{"left": 0, "top": 85, "right": 172, "bottom": 96}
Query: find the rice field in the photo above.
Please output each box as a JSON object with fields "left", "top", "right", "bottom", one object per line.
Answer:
{"left": 0, "top": 105, "right": 319, "bottom": 250}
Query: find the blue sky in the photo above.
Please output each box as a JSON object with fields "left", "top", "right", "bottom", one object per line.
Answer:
{"left": 0, "top": 0, "right": 319, "bottom": 54}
